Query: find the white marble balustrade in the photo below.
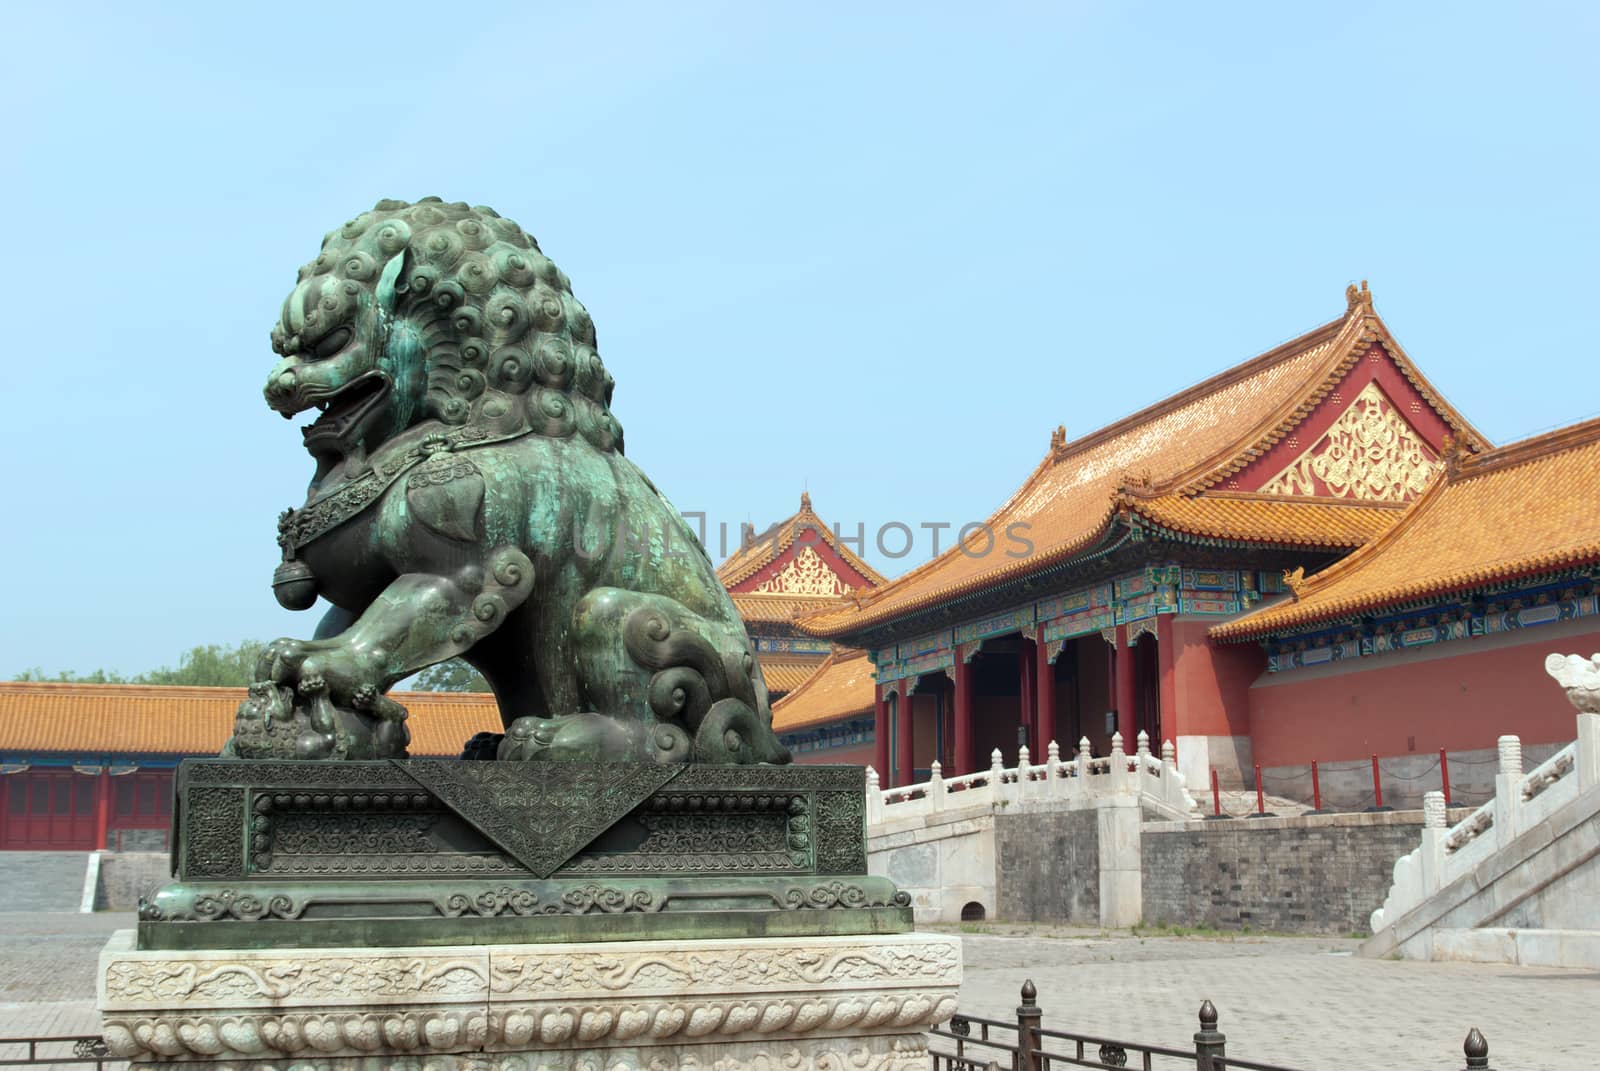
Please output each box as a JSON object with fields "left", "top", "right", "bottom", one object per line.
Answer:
{"left": 865, "top": 730, "right": 1196, "bottom": 829}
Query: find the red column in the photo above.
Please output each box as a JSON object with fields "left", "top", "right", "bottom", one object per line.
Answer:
{"left": 1156, "top": 613, "right": 1177, "bottom": 751}
{"left": 873, "top": 683, "right": 890, "bottom": 778}
{"left": 1018, "top": 638, "right": 1036, "bottom": 752}
{"left": 0, "top": 773, "right": 10, "bottom": 850}
{"left": 895, "top": 691, "right": 916, "bottom": 786}
{"left": 1114, "top": 624, "right": 1136, "bottom": 740}
{"left": 1035, "top": 626, "right": 1056, "bottom": 751}
{"left": 93, "top": 769, "right": 110, "bottom": 851}
{"left": 953, "top": 657, "right": 975, "bottom": 775}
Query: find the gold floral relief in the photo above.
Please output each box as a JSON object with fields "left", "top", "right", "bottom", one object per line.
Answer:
{"left": 1262, "top": 382, "right": 1438, "bottom": 502}
{"left": 753, "top": 546, "right": 854, "bottom": 597}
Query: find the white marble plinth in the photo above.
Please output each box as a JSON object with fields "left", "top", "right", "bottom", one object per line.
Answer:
{"left": 98, "top": 930, "right": 960, "bottom": 1069}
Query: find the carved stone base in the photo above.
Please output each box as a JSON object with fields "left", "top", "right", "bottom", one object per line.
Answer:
{"left": 99, "top": 930, "right": 960, "bottom": 1067}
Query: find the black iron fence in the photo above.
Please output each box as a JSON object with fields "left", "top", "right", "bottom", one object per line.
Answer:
{"left": 0, "top": 1004, "right": 1498, "bottom": 1071}
{"left": 0, "top": 1036, "right": 121, "bottom": 1069}
{"left": 930, "top": 981, "right": 1495, "bottom": 1071}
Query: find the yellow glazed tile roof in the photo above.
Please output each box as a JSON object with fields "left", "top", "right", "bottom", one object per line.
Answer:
{"left": 1128, "top": 493, "right": 1402, "bottom": 549}
{"left": 770, "top": 649, "right": 876, "bottom": 732}
{"left": 717, "top": 493, "right": 889, "bottom": 589}
{"left": 0, "top": 682, "right": 502, "bottom": 757}
{"left": 760, "top": 658, "right": 826, "bottom": 695}
{"left": 730, "top": 592, "right": 846, "bottom": 624}
{"left": 800, "top": 293, "right": 1486, "bottom": 638}
{"left": 1212, "top": 416, "right": 1600, "bottom": 640}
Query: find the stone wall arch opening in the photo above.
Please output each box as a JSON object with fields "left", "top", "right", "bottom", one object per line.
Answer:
{"left": 960, "top": 900, "right": 987, "bottom": 922}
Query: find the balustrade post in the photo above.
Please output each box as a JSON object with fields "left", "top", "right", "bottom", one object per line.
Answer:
{"left": 1161, "top": 738, "right": 1180, "bottom": 809}
{"left": 928, "top": 760, "right": 945, "bottom": 812}
{"left": 1193, "top": 1000, "right": 1225, "bottom": 1071}
{"left": 1076, "top": 736, "right": 1092, "bottom": 798}
{"left": 864, "top": 766, "right": 883, "bottom": 826}
{"left": 1017, "top": 745, "right": 1031, "bottom": 802}
{"left": 1420, "top": 790, "right": 1447, "bottom": 895}
{"left": 1110, "top": 732, "right": 1130, "bottom": 794}
{"left": 990, "top": 748, "right": 1007, "bottom": 806}
{"left": 1578, "top": 712, "right": 1600, "bottom": 793}
{"left": 1015, "top": 979, "right": 1042, "bottom": 1071}
{"left": 1493, "top": 735, "right": 1523, "bottom": 847}
{"left": 1462, "top": 1027, "right": 1491, "bottom": 1070}
{"left": 1045, "top": 740, "right": 1062, "bottom": 799}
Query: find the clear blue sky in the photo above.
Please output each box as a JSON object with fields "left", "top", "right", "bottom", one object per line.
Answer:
{"left": 3, "top": 2, "right": 1595, "bottom": 676}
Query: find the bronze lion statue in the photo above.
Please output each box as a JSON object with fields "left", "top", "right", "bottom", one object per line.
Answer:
{"left": 230, "top": 198, "right": 789, "bottom": 766}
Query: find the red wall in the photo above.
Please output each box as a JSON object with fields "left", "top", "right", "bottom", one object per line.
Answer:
{"left": 1170, "top": 617, "right": 1262, "bottom": 738}
{"left": 1248, "top": 627, "right": 1600, "bottom": 766}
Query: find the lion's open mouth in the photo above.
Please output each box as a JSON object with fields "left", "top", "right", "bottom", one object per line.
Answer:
{"left": 301, "top": 371, "right": 392, "bottom": 457}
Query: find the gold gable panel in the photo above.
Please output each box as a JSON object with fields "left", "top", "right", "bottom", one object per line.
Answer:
{"left": 1261, "top": 381, "right": 1438, "bottom": 502}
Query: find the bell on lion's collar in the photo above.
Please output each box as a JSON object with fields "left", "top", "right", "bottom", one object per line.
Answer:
{"left": 272, "top": 558, "right": 319, "bottom": 611}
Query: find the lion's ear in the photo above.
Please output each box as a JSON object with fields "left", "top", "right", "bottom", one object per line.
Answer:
{"left": 376, "top": 251, "right": 408, "bottom": 314}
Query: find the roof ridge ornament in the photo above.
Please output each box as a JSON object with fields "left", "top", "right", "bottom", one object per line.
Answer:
{"left": 1345, "top": 279, "right": 1373, "bottom": 313}
{"left": 1050, "top": 425, "right": 1066, "bottom": 451}
{"left": 1282, "top": 566, "right": 1307, "bottom": 600}
{"left": 1440, "top": 432, "right": 1463, "bottom": 478}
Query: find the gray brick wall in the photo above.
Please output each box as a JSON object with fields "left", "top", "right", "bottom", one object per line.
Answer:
{"left": 994, "top": 809, "right": 1100, "bottom": 924}
{"left": 1141, "top": 812, "right": 1426, "bottom": 935}
{"left": 94, "top": 852, "right": 171, "bottom": 911}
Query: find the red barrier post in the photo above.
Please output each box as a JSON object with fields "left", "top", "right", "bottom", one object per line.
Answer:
{"left": 1369, "top": 753, "right": 1386, "bottom": 811}
{"left": 1311, "top": 760, "right": 1322, "bottom": 813}
{"left": 1439, "top": 747, "right": 1451, "bottom": 806}
{"left": 1247, "top": 764, "right": 1274, "bottom": 819}
{"left": 1206, "top": 768, "right": 1228, "bottom": 820}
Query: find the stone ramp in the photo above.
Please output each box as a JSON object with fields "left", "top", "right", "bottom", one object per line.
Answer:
{"left": 1361, "top": 776, "right": 1600, "bottom": 966}
{"left": 0, "top": 852, "right": 91, "bottom": 913}
{"left": 1362, "top": 655, "right": 1600, "bottom": 966}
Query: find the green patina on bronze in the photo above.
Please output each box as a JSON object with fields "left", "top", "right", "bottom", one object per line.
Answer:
{"left": 138, "top": 760, "right": 908, "bottom": 949}
{"left": 236, "top": 198, "right": 788, "bottom": 765}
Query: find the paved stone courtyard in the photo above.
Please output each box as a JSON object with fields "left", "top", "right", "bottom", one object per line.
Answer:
{"left": 1, "top": 913, "right": 1593, "bottom": 1069}
{"left": 938, "top": 923, "right": 1593, "bottom": 1070}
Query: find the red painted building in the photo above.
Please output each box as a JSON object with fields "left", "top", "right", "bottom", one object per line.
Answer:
{"left": 796, "top": 284, "right": 1550, "bottom": 801}
{"left": 716, "top": 492, "right": 886, "bottom": 705}
{"left": 0, "top": 684, "right": 501, "bottom": 851}
{"left": 1212, "top": 416, "right": 1600, "bottom": 799}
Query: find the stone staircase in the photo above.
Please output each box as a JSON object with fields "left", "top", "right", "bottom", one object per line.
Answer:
{"left": 1361, "top": 653, "right": 1600, "bottom": 967}
{"left": 0, "top": 851, "right": 92, "bottom": 912}
{"left": 865, "top": 731, "right": 1196, "bottom": 925}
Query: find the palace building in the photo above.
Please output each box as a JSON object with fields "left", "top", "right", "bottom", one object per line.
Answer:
{"left": 5, "top": 285, "right": 1593, "bottom": 844}
{"left": 796, "top": 283, "right": 1531, "bottom": 793}
{"left": 1209, "top": 415, "right": 1600, "bottom": 792}
{"left": 715, "top": 492, "right": 886, "bottom": 700}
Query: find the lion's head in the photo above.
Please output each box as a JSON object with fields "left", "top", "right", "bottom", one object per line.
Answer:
{"left": 264, "top": 198, "right": 622, "bottom": 479}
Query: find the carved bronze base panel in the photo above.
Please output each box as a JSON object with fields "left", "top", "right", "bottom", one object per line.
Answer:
{"left": 171, "top": 759, "right": 868, "bottom": 883}
{"left": 146, "top": 759, "right": 897, "bottom": 950}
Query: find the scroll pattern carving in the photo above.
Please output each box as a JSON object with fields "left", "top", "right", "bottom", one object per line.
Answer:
{"left": 102, "top": 935, "right": 959, "bottom": 1062}
{"left": 1261, "top": 382, "right": 1437, "bottom": 502}
{"left": 754, "top": 547, "right": 853, "bottom": 597}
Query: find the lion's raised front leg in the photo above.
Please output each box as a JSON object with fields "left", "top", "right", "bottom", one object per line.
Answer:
{"left": 241, "top": 546, "right": 534, "bottom": 759}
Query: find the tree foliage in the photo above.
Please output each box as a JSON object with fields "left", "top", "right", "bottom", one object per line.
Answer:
{"left": 407, "top": 659, "right": 490, "bottom": 692}
{"left": 11, "top": 644, "right": 493, "bottom": 692}
{"left": 11, "top": 641, "right": 266, "bottom": 687}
